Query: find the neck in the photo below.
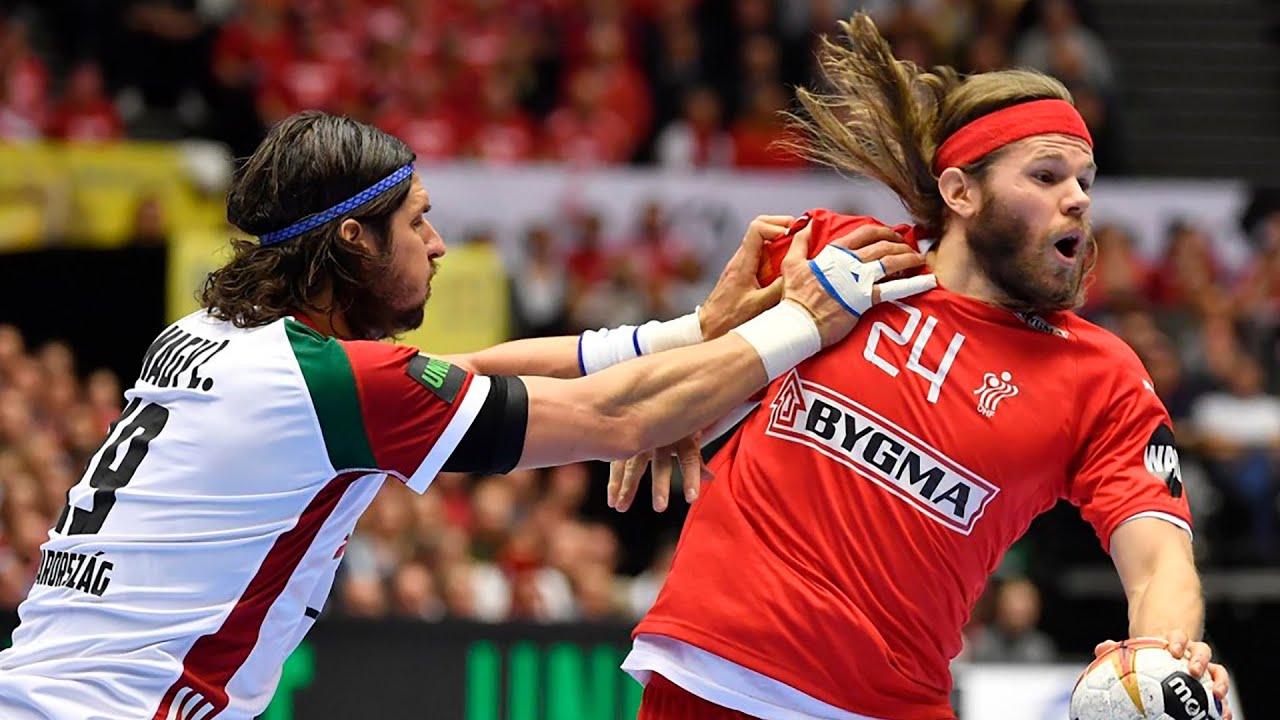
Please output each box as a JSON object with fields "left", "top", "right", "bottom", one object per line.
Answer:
{"left": 928, "top": 224, "right": 1009, "bottom": 309}
{"left": 300, "top": 288, "right": 352, "bottom": 339}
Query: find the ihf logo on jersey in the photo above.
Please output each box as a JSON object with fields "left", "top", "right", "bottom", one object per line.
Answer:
{"left": 766, "top": 371, "right": 1000, "bottom": 535}
{"left": 973, "top": 371, "right": 1019, "bottom": 418}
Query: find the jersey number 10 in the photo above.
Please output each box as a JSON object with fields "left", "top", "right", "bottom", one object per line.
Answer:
{"left": 56, "top": 399, "right": 170, "bottom": 536}
{"left": 863, "top": 302, "right": 965, "bottom": 403}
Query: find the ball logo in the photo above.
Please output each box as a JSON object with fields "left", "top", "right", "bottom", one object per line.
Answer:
{"left": 1144, "top": 424, "right": 1183, "bottom": 498}
{"left": 1161, "top": 672, "right": 1210, "bottom": 720}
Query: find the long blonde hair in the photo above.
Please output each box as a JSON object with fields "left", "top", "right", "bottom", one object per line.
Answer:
{"left": 789, "top": 13, "right": 1074, "bottom": 234}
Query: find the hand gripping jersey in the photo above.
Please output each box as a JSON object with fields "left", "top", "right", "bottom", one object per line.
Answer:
{"left": 625, "top": 210, "right": 1193, "bottom": 720}
{"left": 0, "top": 312, "right": 491, "bottom": 720}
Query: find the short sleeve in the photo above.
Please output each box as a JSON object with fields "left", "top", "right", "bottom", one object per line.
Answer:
{"left": 341, "top": 341, "right": 491, "bottom": 493}
{"left": 1066, "top": 358, "right": 1193, "bottom": 554}
{"left": 283, "top": 319, "right": 490, "bottom": 494}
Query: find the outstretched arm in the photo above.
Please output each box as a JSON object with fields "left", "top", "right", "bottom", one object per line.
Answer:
{"left": 515, "top": 223, "right": 933, "bottom": 470}
{"left": 441, "top": 215, "right": 795, "bottom": 378}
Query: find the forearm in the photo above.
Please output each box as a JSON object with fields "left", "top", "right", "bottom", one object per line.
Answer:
{"left": 591, "top": 333, "right": 770, "bottom": 453}
{"left": 461, "top": 336, "right": 582, "bottom": 378}
{"left": 454, "top": 312, "right": 705, "bottom": 379}
{"left": 516, "top": 302, "right": 818, "bottom": 469}
{"left": 1127, "top": 547, "right": 1204, "bottom": 640}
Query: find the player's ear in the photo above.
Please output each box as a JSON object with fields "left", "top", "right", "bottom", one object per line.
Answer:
{"left": 938, "top": 167, "right": 979, "bottom": 220}
{"left": 338, "top": 218, "right": 374, "bottom": 252}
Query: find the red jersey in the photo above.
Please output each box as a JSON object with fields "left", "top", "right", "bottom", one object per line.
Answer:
{"left": 631, "top": 210, "right": 1193, "bottom": 720}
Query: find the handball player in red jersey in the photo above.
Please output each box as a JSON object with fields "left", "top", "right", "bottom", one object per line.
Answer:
{"left": 607, "top": 14, "right": 1233, "bottom": 720}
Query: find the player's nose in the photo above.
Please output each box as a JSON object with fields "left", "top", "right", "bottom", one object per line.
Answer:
{"left": 1062, "top": 179, "right": 1091, "bottom": 218}
{"left": 424, "top": 221, "right": 447, "bottom": 259}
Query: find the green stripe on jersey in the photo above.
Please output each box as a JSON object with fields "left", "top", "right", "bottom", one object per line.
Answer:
{"left": 284, "top": 319, "right": 377, "bottom": 470}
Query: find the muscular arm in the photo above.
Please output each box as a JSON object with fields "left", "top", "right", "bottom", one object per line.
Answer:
{"left": 1110, "top": 517, "right": 1204, "bottom": 640}
{"left": 443, "top": 335, "right": 583, "bottom": 378}
{"left": 514, "top": 330, "right": 770, "bottom": 468}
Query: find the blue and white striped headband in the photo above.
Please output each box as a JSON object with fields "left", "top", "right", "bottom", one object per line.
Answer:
{"left": 257, "top": 163, "right": 416, "bottom": 246}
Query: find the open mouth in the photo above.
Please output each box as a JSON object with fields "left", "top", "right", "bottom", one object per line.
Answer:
{"left": 1053, "top": 233, "right": 1083, "bottom": 260}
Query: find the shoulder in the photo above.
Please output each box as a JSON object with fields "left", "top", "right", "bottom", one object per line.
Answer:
{"left": 1062, "top": 313, "right": 1149, "bottom": 379}
{"left": 1062, "top": 313, "right": 1167, "bottom": 422}
{"left": 759, "top": 210, "right": 921, "bottom": 283}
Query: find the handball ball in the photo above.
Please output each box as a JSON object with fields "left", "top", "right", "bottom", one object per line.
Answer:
{"left": 1070, "top": 639, "right": 1221, "bottom": 720}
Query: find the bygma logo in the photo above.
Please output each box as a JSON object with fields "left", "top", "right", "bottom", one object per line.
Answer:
{"left": 1144, "top": 424, "right": 1183, "bottom": 498}
{"left": 1161, "top": 672, "right": 1216, "bottom": 720}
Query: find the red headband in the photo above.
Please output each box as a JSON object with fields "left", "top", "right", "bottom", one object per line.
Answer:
{"left": 933, "top": 99, "right": 1093, "bottom": 173}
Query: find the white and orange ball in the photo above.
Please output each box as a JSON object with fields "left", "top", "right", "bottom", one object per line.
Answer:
{"left": 1069, "top": 639, "right": 1221, "bottom": 720}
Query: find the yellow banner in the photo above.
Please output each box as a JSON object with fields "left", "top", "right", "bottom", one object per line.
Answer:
{"left": 0, "top": 142, "right": 224, "bottom": 251}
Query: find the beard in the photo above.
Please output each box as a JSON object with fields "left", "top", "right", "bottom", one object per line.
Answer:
{"left": 344, "top": 258, "right": 436, "bottom": 340}
{"left": 967, "top": 197, "right": 1092, "bottom": 313}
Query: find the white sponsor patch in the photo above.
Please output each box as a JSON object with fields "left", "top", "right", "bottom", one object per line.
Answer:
{"left": 766, "top": 371, "right": 999, "bottom": 535}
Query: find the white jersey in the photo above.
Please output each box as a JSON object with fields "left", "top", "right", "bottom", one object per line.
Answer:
{"left": 0, "top": 311, "right": 489, "bottom": 720}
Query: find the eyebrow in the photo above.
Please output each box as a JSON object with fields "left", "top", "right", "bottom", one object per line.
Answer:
{"left": 1030, "top": 151, "right": 1097, "bottom": 173}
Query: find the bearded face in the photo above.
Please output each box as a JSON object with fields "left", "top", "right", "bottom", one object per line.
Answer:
{"left": 967, "top": 192, "right": 1093, "bottom": 313}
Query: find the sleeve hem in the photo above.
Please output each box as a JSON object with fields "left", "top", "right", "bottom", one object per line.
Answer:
{"left": 403, "top": 375, "right": 492, "bottom": 493}
{"left": 1105, "top": 510, "right": 1193, "bottom": 553}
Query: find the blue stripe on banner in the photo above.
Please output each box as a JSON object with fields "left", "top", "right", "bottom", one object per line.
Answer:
{"left": 809, "top": 259, "right": 860, "bottom": 317}
{"left": 631, "top": 327, "right": 642, "bottom": 357}
{"left": 577, "top": 335, "right": 587, "bottom": 376}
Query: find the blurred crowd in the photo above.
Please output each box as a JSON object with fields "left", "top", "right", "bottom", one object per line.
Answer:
{"left": 2, "top": 0, "right": 1124, "bottom": 169}
{"left": 1080, "top": 188, "right": 1280, "bottom": 567}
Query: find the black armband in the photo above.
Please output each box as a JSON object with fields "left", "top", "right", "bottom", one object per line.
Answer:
{"left": 441, "top": 375, "right": 528, "bottom": 474}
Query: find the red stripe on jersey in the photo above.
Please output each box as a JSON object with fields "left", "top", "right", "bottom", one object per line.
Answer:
{"left": 340, "top": 341, "right": 474, "bottom": 477}
{"left": 151, "top": 471, "right": 363, "bottom": 720}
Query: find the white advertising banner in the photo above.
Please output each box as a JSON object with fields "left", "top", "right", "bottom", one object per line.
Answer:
{"left": 419, "top": 164, "right": 1254, "bottom": 273}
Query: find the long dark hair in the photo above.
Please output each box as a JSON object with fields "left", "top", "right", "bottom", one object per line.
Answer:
{"left": 787, "top": 13, "right": 1073, "bottom": 235}
{"left": 202, "top": 111, "right": 417, "bottom": 339}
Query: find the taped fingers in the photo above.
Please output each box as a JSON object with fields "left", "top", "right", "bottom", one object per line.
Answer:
{"left": 873, "top": 274, "right": 939, "bottom": 304}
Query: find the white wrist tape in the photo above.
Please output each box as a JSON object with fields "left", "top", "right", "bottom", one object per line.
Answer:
{"left": 638, "top": 310, "right": 703, "bottom": 354}
{"left": 578, "top": 310, "right": 704, "bottom": 375}
{"left": 731, "top": 301, "right": 822, "bottom": 381}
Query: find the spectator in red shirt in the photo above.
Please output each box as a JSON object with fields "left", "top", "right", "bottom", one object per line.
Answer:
{"left": 544, "top": 66, "right": 633, "bottom": 166}
{"left": 1144, "top": 219, "right": 1222, "bottom": 316}
{"left": 578, "top": 20, "right": 652, "bottom": 143}
{"left": 1079, "top": 223, "right": 1153, "bottom": 318}
{"left": 258, "top": 19, "right": 360, "bottom": 124}
{"left": 375, "top": 69, "right": 466, "bottom": 164}
{"left": 0, "top": 20, "right": 50, "bottom": 135}
{"left": 48, "top": 61, "right": 124, "bottom": 142}
{"left": 565, "top": 212, "right": 610, "bottom": 290}
{"left": 730, "top": 82, "right": 807, "bottom": 169}
{"left": 655, "top": 86, "right": 732, "bottom": 169}
{"left": 467, "top": 73, "right": 539, "bottom": 164}
{"left": 211, "top": 0, "right": 294, "bottom": 110}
